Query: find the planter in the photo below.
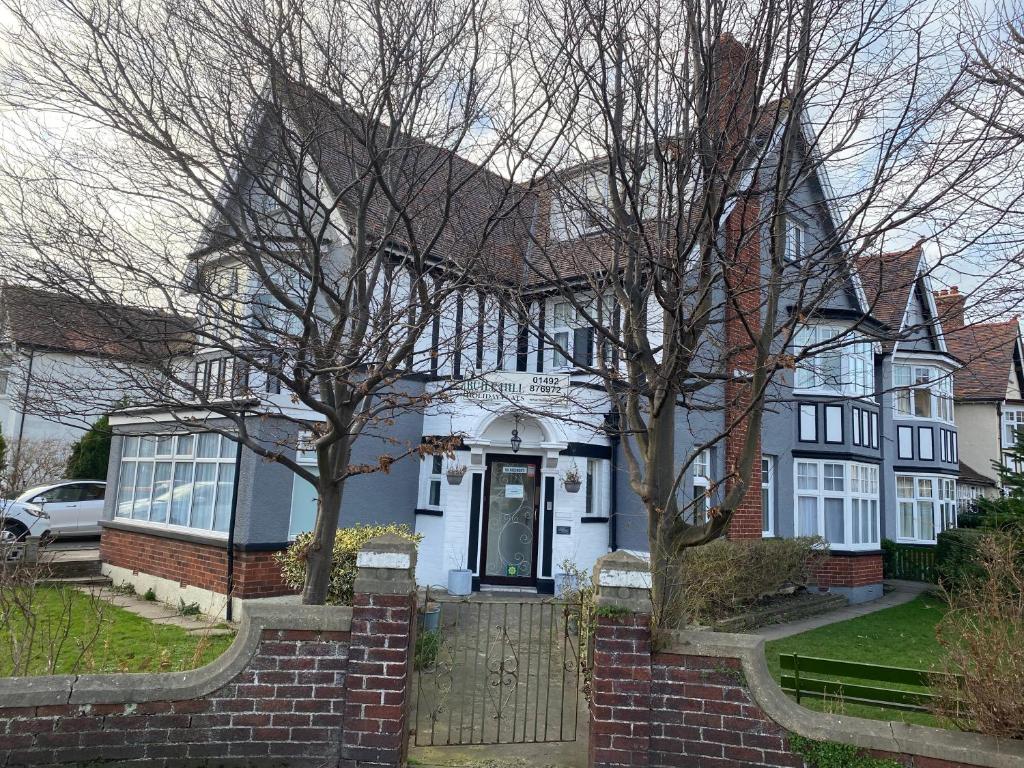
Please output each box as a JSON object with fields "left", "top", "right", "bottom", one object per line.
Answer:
{"left": 563, "top": 480, "right": 581, "bottom": 493}
{"left": 447, "top": 568, "right": 473, "bottom": 596}
{"left": 446, "top": 472, "right": 466, "bottom": 486}
{"left": 420, "top": 603, "right": 441, "bottom": 633}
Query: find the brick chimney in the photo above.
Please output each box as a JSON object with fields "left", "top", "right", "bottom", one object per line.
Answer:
{"left": 933, "top": 286, "right": 965, "bottom": 329}
{"left": 708, "top": 33, "right": 760, "bottom": 161}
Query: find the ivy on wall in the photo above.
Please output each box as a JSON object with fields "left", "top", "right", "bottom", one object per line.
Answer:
{"left": 788, "top": 735, "right": 903, "bottom": 768}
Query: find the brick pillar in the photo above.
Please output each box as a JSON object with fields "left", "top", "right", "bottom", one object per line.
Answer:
{"left": 590, "top": 551, "right": 653, "bottom": 768}
{"left": 341, "top": 535, "right": 417, "bottom": 768}
{"left": 724, "top": 198, "right": 764, "bottom": 540}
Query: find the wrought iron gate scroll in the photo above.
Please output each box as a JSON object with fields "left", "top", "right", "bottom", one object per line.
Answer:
{"left": 412, "top": 599, "right": 588, "bottom": 746}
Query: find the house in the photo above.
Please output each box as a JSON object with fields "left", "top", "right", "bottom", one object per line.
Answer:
{"left": 934, "top": 287, "right": 1024, "bottom": 502}
{"left": 97, "top": 48, "right": 958, "bottom": 617}
{"left": 0, "top": 284, "right": 181, "bottom": 486}
{"left": 856, "top": 247, "right": 960, "bottom": 568}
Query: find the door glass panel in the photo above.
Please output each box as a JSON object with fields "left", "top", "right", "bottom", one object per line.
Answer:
{"left": 485, "top": 460, "right": 537, "bottom": 579}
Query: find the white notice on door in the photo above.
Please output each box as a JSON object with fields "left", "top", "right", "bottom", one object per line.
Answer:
{"left": 505, "top": 484, "right": 524, "bottom": 498}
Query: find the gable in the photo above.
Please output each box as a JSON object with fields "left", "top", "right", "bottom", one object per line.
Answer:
{"left": 899, "top": 282, "right": 941, "bottom": 352}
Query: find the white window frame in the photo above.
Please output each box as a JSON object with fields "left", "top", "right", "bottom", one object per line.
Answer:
{"left": 115, "top": 432, "right": 236, "bottom": 536}
{"left": 585, "top": 458, "right": 608, "bottom": 516}
{"left": 289, "top": 433, "right": 319, "bottom": 538}
{"left": 761, "top": 456, "right": 775, "bottom": 537}
{"left": 550, "top": 301, "right": 575, "bottom": 370}
{"left": 793, "top": 459, "right": 880, "bottom": 551}
{"left": 692, "top": 449, "right": 712, "bottom": 524}
{"left": 1002, "top": 409, "right": 1024, "bottom": 450}
{"left": 799, "top": 404, "right": 817, "bottom": 441}
{"left": 896, "top": 474, "right": 952, "bottom": 544}
{"left": 793, "top": 325, "right": 874, "bottom": 397}
{"left": 892, "top": 363, "right": 955, "bottom": 424}
{"left": 785, "top": 219, "right": 806, "bottom": 261}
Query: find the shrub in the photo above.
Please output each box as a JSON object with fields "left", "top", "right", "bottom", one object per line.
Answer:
{"left": 930, "top": 532, "right": 1024, "bottom": 739}
{"left": 935, "top": 528, "right": 987, "bottom": 592}
{"left": 880, "top": 539, "right": 898, "bottom": 578}
{"left": 65, "top": 414, "right": 113, "bottom": 480}
{"left": 672, "top": 537, "right": 827, "bottom": 624}
{"left": 277, "top": 524, "right": 421, "bottom": 606}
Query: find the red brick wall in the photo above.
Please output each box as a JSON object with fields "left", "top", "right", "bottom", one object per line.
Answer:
{"left": 100, "top": 525, "right": 294, "bottom": 599}
{"left": 723, "top": 198, "right": 764, "bottom": 541}
{"left": 591, "top": 606, "right": 992, "bottom": 768}
{"left": 0, "top": 627, "right": 350, "bottom": 767}
{"left": 814, "top": 553, "right": 884, "bottom": 589}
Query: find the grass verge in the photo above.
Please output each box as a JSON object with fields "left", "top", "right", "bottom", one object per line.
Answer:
{"left": 1, "top": 587, "right": 234, "bottom": 676}
{"left": 764, "top": 593, "right": 949, "bottom": 727}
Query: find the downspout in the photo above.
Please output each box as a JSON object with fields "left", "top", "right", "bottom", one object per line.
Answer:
{"left": 225, "top": 438, "right": 244, "bottom": 622}
{"left": 12, "top": 348, "right": 36, "bottom": 482}
{"left": 605, "top": 410, "right": 619, "bottom": 552}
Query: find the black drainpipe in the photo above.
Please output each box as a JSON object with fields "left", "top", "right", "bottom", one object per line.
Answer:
{"left": 224, "top": 438, "right": 244, "bottom": 622}
{"left": 605, "top": 410, "right": 620, "bottom": 552}
{"left": 13, "top": 348, "right": 36, "bottom": 479}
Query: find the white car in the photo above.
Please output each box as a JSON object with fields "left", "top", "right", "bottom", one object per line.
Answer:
{"left": 0, "top": 480, "right": 106, "bottom": 543}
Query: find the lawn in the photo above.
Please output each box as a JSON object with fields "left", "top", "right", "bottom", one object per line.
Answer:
{"left": 0, "top": 587, "right": 235, "bottom": 676}
{"left": 763, "top": 593, "right": 950, "bottom": 727}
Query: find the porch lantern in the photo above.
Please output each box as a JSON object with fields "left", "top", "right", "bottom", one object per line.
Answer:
{"left": 510, "top": 414, "right": 523, "bottom": 454}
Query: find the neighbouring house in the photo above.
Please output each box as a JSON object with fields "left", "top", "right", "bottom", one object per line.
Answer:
{"left": 856, "top": 247, "right": 960, "bottom": 565}
{"left": 934, "top": 287, "right": 1024, "bottom": 498}
{"left": 97, "top": 43, "right": 960, "bottom": 617}
{"left": 0, "top": 284, "right": 181, "bottom": 486}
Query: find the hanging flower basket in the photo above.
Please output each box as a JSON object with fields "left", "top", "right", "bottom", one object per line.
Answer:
{"left": 447, "top": 465, "right": 468, "bottom": 485}
{"left": 562, "top": 463, "right": 582, "bottom": 493}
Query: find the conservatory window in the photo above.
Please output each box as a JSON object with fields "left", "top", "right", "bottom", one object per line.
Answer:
{"left": 116, "top": 433, "right": 236, "bottom": 534}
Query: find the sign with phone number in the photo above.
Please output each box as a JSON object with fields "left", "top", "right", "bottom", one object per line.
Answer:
{"left": 456, "top": 371, "right": 570, "bottom": 405}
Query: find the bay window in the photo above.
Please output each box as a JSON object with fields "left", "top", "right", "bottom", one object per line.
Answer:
{"left": 794, "top": 459, "right": 880, "bottom": 550}
{"left": 897, "top": 474, "right": 955, "bottom": 543}
{"left": 893, "top": 364, "right": 954, "bottom": 422}
{"left": 793, "top": 326, "right": 873, "bottom": 396}
{"left": 116, "top": 433, "right": 237, "bottom": 534}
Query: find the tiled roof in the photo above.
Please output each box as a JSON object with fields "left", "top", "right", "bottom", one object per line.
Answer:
{"left": 0, "top": 284, "right": 189, "bottom": 361}
{"left": 854, "top": 246, "right": 924, "bottom": 351}
{"left": 200, "top": 80, "right": 534, "bottom": 284}
{"left": 943, "top": 318, "right": 1021, "bottom": 400}
{"left": 958, "top": 461, "right": 998, "bottom": 488}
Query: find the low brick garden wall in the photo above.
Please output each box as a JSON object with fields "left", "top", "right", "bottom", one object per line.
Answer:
{"left": 0, "top": 535, "right": 418, "bottom": 768}
{"left": 590, "top": 551, "right": 1024, "bottom": 768}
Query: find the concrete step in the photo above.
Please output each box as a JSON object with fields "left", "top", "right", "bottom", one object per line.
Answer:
{"left": 38, "top": 548, "right": 102, "bottom": 579}
{"left": 38, "top": 575, "right": 112, "bottom": 588}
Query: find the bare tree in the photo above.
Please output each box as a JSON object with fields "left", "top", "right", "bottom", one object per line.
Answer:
{"left": 0, "top": 0, "right": 531, "bottom": 603}
{"left": 495, "top": 0, "right": 1012, "bottom": 620}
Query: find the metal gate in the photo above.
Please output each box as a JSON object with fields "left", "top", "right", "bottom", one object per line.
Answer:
{"left": 412, "top": 598, "right": 587, "bottom": 746}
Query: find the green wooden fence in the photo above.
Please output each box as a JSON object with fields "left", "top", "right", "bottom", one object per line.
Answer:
{"left": 883, "top": 543, "right": 937, "bottom": 582}
{"left": 779, "top": 654, "right": 960, "bottom": 713}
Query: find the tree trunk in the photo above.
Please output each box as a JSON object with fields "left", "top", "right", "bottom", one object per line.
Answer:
{"left": 301, "top": 435, "right": 352, "bottom": 605}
